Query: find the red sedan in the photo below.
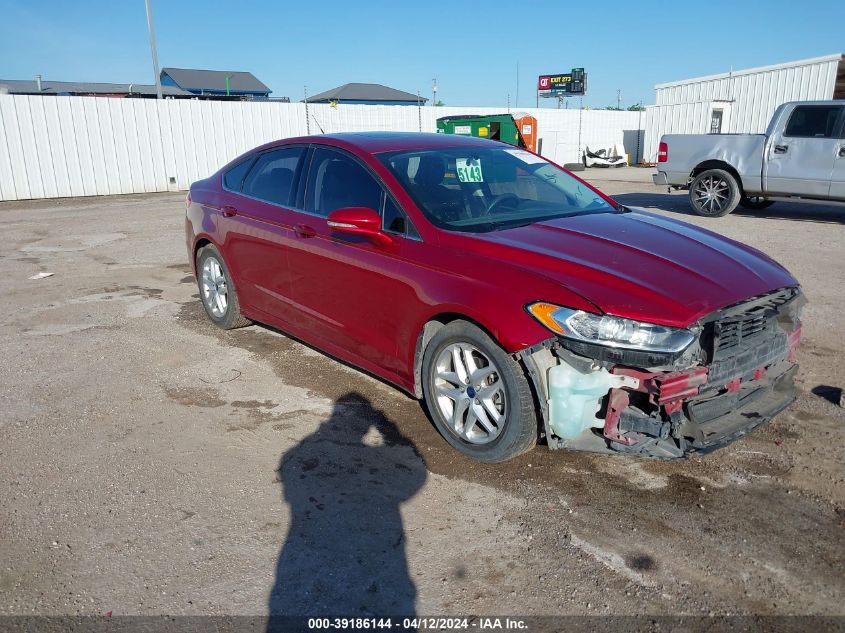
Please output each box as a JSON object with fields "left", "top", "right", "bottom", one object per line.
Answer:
{"left": 186, "top": 133, "right": 803, "bottom": 462}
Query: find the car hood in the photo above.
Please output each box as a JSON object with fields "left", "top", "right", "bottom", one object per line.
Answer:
{"left": 470, "top": 209, "right": 798, "bottom": 327}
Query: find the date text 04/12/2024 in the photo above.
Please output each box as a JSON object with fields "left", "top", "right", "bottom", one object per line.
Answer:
{"left": 307, "top": 617, "right": 528, "bottom": 630}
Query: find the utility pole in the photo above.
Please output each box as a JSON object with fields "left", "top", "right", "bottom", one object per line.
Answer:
{"left": 304, "top": 85, "right": 310, "bottom": 134}
{"left": 577, "top": 96, "right": 584, "bottom": 165}
{"left": 144, "top": 0, "right": 163, "bottom": 99}
{"left": 617, "top": 88, "right": 621, "bottom": 110}
{"left": 431, "top": 78, "right": 437, "bottom": 106}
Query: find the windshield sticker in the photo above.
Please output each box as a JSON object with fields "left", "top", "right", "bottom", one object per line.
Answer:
{"left": 504, "top": 149, "right": 547, "bottom": 164}
{"left": 456, "top": 158, "right": 484, "bottom": 183}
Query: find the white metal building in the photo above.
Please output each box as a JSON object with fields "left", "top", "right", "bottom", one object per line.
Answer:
{"left": 643, "top": 53, "right": 845, "bottom": 163}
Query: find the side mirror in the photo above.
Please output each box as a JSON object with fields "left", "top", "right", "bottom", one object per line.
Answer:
{"left": 326, "top": 207, "right": 393, "bottom": 246}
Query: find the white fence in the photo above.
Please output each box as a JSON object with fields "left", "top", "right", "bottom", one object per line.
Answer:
{"left": 0, "top": 95, "right": 644, "bottom": 201}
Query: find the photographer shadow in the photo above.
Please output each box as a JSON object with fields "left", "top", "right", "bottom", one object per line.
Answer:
{"left": 268, "top": 392, "right": 427, "bottom": 622}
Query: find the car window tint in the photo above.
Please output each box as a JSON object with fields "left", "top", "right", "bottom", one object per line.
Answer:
{"left": 306, "top": 148, "right": 382, "bottom": 217}
{"left": 784, "top": 106, "right": 842, "bottom": 138}
{"left": 383, "top": 194, "right": 419, "bottom": 238}
{"left": 223, "top": 158, "right": 253, "bottom": 191}
{"left": 242, "top": 147, "right": 304, "bottom": 206}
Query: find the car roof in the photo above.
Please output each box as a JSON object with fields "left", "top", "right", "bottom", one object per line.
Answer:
{"left": 263, "top": 131, "right": 502, "bottom": 155}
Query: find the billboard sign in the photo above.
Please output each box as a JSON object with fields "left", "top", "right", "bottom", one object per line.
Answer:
{"left": 538, "top": 68, "right": 586, "bottom": 96}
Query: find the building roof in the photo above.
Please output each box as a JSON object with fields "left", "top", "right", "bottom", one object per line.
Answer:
{"left": 161, "top": 67, "right": 271, "bottom": 94}
{"left": 305, "top": 83, "right": 426, "bottom": 103}
{"left": 0, "top": 79, "right": 190, "bottom": 96}
{"left": 655, "top": 53, "right": 845, "bottom": 89}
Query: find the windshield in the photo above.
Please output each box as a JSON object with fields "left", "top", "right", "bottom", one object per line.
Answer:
{"left": 377, "top": 146, "right": 618, "bottom": 232}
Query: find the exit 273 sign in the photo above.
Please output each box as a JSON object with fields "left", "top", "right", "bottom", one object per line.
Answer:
{"left": 538, "top": 68, "right": 586, "bottom": 95}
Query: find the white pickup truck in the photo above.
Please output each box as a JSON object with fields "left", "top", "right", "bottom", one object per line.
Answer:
{"left": 653, "top": 100, "right": 845, "bottom": 216}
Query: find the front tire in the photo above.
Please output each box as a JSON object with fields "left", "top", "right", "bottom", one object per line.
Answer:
{"left": 196, "top": 244, "right": 251, "bottom": 330}
{"left": 689, "top": 169, "right": 741, "bottom": 217}
{"left": 421, "top": 321, "right": 537, "bottom": 462}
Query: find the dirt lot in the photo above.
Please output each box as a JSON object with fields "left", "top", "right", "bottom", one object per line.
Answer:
{"left": 1, "top": 169, "right": 843, "bottom": 619}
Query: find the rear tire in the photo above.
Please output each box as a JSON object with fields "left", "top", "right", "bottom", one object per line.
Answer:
{"left": 196, "top": 244, "right": 251, "bottom": 330}
{"left": 689, "top": 169, "right": 741, "bottom": 217}
{"left": 740, "top": 195, "right": 775, "bottom": 210}
{"left": 421, "top": 320, "right": 537, "bottom": 463}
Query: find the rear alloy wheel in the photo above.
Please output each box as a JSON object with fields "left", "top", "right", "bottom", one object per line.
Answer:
{"left": 421, "top": 321, "right": 537, "bottom": 462}
{"left": 740, "top": 195, "right": 775, "bottom": 210}
{"left": 196, "top": 244, "right": 251, "bottom": 330}
{"left": 689, "top": 169, "right": 741, "bottom": 217}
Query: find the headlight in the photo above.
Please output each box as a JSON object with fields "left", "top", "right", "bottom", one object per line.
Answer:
{"left": 527, "top": 302, "right": 696, "bottom": 353}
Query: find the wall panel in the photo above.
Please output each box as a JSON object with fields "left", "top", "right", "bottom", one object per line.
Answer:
{"left": 0, "top": 95, "right": 644, "bottom": 201}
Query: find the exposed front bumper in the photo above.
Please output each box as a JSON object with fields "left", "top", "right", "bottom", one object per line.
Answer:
{"left": 604, "top": 359, "right": 797, "bottom": 458}
{"left": 518, "top": 288, "right": 803, "bottom": 459}
{"left": 684, "top": 361, "right": 796, "bottom": 453}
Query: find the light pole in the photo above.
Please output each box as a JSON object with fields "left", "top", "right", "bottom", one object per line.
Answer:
{"left": 432, "top": 78, "right": 437, "bottom": 106}
{"left": 144, "top": 0, "right": 163, "bottom": 99}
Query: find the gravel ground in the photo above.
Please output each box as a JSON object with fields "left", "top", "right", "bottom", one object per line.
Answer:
{"left": 0, "top": 170, "right": 843, "bottom": 619}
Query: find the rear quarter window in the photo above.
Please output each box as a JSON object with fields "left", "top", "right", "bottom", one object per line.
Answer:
{"left": 223, "top": 158, "right": 254, "bottom": 191}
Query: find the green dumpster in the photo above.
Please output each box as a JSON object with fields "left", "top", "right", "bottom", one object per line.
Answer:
{"left": 436, "top": 113, "right": 527, "bottom": 148}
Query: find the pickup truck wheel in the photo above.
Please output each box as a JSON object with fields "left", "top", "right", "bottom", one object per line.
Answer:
{"left": 689, "top": 169, "right": 741, "bottom": 217}
{"left": 740, "top": 195, "right": 775, "bottom": 210}
{"left": 421, "top": 320, "right": 537, "bottom": 463}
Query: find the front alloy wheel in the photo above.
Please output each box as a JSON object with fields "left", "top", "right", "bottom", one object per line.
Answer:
{"left": 433, "top": 343, "right": 507, "bottom": 444}
{"left": 422, "top": 320, "right": 537, "bottom": 462}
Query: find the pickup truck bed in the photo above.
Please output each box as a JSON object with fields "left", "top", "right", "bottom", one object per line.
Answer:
{"left": 653, "top": 101, "right": 845, "bottom": 217}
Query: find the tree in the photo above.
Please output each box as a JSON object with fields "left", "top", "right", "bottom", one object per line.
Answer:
{"left": 627, "top": 103, "right": 646, "bottom": 111}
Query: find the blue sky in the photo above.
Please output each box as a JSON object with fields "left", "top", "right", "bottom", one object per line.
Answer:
{"left": 1, "top": 0, "right": 843, "bottom": 109}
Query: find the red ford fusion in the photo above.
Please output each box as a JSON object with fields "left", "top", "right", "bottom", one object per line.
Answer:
{"left": 185, "top": 132, "right": 803, "bottom": 462}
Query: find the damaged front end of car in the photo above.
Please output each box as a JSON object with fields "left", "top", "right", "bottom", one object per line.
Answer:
{"left": 518, "top": 287, "right": 804, "bottom": 458}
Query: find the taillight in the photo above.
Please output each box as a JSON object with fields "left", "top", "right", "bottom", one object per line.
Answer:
{"left": 657, "top": 141, "right": 668, "bottom": 163}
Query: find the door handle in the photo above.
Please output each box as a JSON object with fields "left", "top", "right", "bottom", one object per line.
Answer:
{"left": 773, "top": 144, "right": 788, "bottom": 154}
{"left": 221, "top": 205, "right": 238, "bottom": 217}
{"left": 295, "top": 223, "right": 316, "bottom": 238}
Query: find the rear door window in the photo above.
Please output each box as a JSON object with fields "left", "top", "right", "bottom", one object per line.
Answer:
{"left": 783, "top": 105, "right": 843, "bottom": 138}
{"left": 242, "top": 147, "right": 305, "bottom": 206}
